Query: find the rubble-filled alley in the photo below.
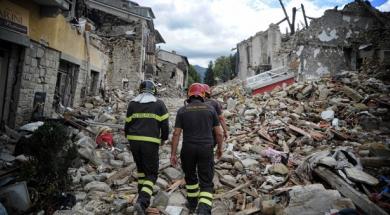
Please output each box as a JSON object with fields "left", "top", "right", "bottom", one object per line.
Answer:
{"left": 0, "top": 0, "right": 390, "bottom": 215}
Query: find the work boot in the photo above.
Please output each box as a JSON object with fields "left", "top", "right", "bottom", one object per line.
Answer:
{"left": 185, "top": 201, "right": 197, "bottom": 213}
{"left": 134, "top": 202, "right": 145, "bottom": 215}
{"left": 196, "top": 204, "right": 211, "bottom": 215}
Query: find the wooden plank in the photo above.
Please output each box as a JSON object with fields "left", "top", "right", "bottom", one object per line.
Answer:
{"left": 106, "top": 164, "right": 136, "bottom": 185}
{"left": 257, "top": 128, "right": 274, "bottom": 143}
{"left": 314, "top": 167, "right": 387, "bottom": 215}
{"left": 219, "top": 177, "right": 258, "bottom": 198}
{"left": 236, "top": 207, "right": 261, "bottom": 215}
{"left": 288, "top": 124, "right": 311, "bottom": 138}
{"left": 361, "top": 157, "right": 390, "bottom": 168}
{"left": 215, "top": 181, "right": 251, "bottom": 199}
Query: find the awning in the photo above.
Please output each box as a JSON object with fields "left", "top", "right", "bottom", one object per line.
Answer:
{"left": 33, "top": 0, "right": 69, "bottom": 10}
{"left": 0, "top": 27, "right": 30, "bottom": 47}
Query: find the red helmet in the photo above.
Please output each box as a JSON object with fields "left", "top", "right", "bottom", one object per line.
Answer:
{"left": 202, "top": 84, "right": 211, "bottom": 95}
{"left": 188, "top": 83, "right": 205, "bottom": 98}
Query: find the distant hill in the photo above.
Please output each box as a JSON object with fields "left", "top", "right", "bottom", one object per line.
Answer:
{"left": 194, "top": 65, "right": 207, "bottom": 82}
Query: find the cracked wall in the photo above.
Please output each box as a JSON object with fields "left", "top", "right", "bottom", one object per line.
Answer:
{"left": 294, "top": 2, "right": 390, "bottom": 79}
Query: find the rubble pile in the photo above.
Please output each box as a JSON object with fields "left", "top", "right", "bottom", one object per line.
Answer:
{"left": 1, "top": 70, "right": 389, "bottom": 214}
{"left": 208, "top": 70, "right": 390, "bottom": 214}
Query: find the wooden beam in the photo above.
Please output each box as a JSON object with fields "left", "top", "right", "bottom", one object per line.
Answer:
{"left": 314, "top": 167, "right": 388, "bottom": 215}
{"left": 291, "top": 7, "right": 297, "bottom": 34}
{"left": 236, "top": 207, "right": 261, "bottom": 215}
{"left": 219, "top": 177, "right": 258, "bottom": 198}
{"left": 276, "top": 17, "right": 287, "bottom": 26}
{"left": 215, "top": 181, "right": 251, "bottom": 199}
{"left": 279, "top": 0, "right": 292, "bottom": 29}
{"left": 361, "top": 157, "right": 390, "bottom": 168}
{"left": 301, "top": 4, "right": 309, "bottom": 28}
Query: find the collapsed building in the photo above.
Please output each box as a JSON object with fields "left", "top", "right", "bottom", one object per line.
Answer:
{"left": 0, "top": 0, "right": 165, "bottom": 128}
{"left": 156, "top": 49, "right": 189, "bottom": 91}
{"left": 237, "top": 24, "right": 284, "bottom": 80}
{"left": 237, "top": 0, "right": 390, "bottom": 81}
{"left": 85, "top": 0, "right": 166, "bottom": 90}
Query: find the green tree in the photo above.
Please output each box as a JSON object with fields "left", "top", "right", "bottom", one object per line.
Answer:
{"left": 230, "top": 53, "right": 237, "bottom": 78}
{"left": 188, "top": 65, "right": 200, "bottom": 85}
{"left": 204, "top": 61, "right": 215, "bottom": 86}
{"left": 213, "top": 56, "right": 232, "bottom": 82}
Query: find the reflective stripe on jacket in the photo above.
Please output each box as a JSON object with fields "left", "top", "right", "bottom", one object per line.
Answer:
{"left": 124, "top": 99, "right": 169, "bottom": 144}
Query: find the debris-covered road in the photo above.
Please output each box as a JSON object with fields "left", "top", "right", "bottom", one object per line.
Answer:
{"left": 1, "top": 69, "right": 389, "bottom": 215}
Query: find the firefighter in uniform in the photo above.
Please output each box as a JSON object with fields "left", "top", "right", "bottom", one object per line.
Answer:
{"left": 202, "top": 84, "right": 229, "bottom": 141}
{"left": 170, "top": 83, "right": 224, "bottom": 215}
{"left": 125, "top": 80, "right": 169, "bottom": 215}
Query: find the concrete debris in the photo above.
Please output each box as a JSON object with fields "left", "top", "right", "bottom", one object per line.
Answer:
{"left": 163, "top": 167, "right": 183, "bottom": 181}
{"left": 209, "top": 68, "right": 389, "bottom": 213}
{"left": 1, "top": 13, "right": 389, "bottom": 212}
{"left": 0, "top": 67, "right": 388, "bottom": 214}
{"left": 84, "top": 181, "right": 111, "bottom": 193}
{"left": 321, "top": 110, "right": 335, "bottom": 121}
{"left": 283, "top": 184, "right": 355, "bottom": 215}
{"left": 344, "top": 167, "right": 379, "bottom": 186}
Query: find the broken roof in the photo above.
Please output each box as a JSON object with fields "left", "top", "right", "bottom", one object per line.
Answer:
{"left": 86, "top": 0, "right": 155, "bottom": 21}
{"left": 155, "top": 30, "right": 165, "bottom": 44}
{"left": 158, "top": 49, "right": 190, "bottom": 67}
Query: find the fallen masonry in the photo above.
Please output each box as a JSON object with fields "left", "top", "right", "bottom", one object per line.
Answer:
{"left": 0, "top": 68, "right": 390, "bottom": 214}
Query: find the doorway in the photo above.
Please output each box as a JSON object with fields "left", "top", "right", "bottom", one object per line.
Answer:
{"left": 54, "top": 60, "right": 79, "bottom": 107}
{"left": 0, "top": 40, "right": 22, "bottom": 128}
{"left": 0, "top": 45, "right": 10, "bottom": 126}
{"left": 90, "top": 70, "right": 99, "bottom": 96}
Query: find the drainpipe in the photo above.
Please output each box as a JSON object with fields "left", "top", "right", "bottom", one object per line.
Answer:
{"left": 139, "top": 21, "right": 145, "bottom": 83}
{"left": 84, "top": 31, "right": 91, "bottom": 97}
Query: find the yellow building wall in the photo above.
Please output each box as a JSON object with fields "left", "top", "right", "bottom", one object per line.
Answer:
{"left": 11, "top": 0, "right": 106, "bottom": 71}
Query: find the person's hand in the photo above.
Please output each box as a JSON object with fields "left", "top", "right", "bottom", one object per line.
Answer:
{"left": 170, "top": 154, "right": 178, "bottom": 167}
{"left": 223, "top": 131, "right": 229, "bottom": 140}
{"left": 215, "top": 147, "right": 223, "bottom": 160}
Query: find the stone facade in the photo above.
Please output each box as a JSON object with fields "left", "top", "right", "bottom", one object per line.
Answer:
{"left": 237, "top": 24, "right": 283, "bottom": 80}
{"left": 108, "top": 37, "right": 143, "bottom": 91}
{"left": 156, "top": 50, "right": 189, "bottom": 89}
{"left": 293, "top": 2, "right": 390, "bottom": 80}
{"left": 16, "top": 41, "right": 60, "bottom": 126}
{"left": 156, "top": 59, "right": 185, "bottom": 89}
{"left": 14, "top": 40, "right": 108, "bottom": 126}
{"left": 87, "top": 1, "right": 164, "bottom": 91}
{"left": 237, "top": 1, "right": 390, "bottom": 81}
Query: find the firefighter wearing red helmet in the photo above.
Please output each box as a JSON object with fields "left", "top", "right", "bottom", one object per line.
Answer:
{"left": 171, "top": 83, "right": 224, "bottom": 214}
{"left": 202, "top": 84, "right": 229, "bottom": 141}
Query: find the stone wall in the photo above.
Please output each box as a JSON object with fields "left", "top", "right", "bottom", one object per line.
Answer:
{"left": 237, "top": 41, "right": 251, "bottom": 80}
{"left": 73, "top": 62, "right": 89, "bottom": 107}
{"left": 237, "top": 24, "right": 284, "bottom": 80}
{"left": 16, "top": 41, "right": 60, "bottom": 126}
{"left": 15, "top": 40, "right": 108, "bottom": 126}
{"left": 99, "top": 22, "right": 145, "bottom": 91}
{"left": 156, "top": 59, "right": 177, "bottom": 88}
{"left": 293, "top": 2, "right": 389, "bottom": 79}
{"left": 237, "top": 1, "right": 390, "bottom": 81}
{"left": 108, "top": 38, "right": 143, "bottom": 91}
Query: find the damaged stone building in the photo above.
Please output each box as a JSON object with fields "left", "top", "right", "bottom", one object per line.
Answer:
{"left": 0, "top": 0, "right": 109, "bottom": 128}
{"left": 237, "top": 0, "right": 390, "bottom": 81}
{"left": 85, "top": 0, "right": 165, "bottom": 90}
{"left": 0, "top": 0, "right": 164, "bottom": 128}
{"left": 156, "top": 49, "right": 189, "bottom": 90}
{"left": 237, "top": 24, "right": 285, "bottom": 80}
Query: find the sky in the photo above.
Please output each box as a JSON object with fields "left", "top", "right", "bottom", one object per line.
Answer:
{"left": 141, "top": 0, "right": 390, "bottom": 67}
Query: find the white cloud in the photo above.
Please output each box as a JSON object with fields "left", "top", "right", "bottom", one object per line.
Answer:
{"left": 141, "top": 0, "right": 345, "bottom": 67}
{"left": 378, "top": 0, "right": 390, "bottom": 11}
